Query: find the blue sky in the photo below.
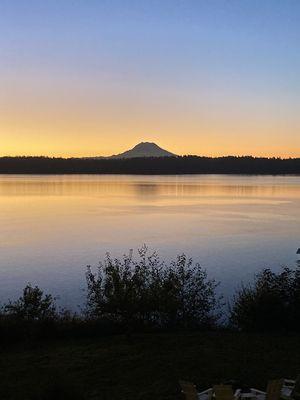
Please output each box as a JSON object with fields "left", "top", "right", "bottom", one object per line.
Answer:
{"left": 1, "top": 0, "right": 299, "bottom": 156}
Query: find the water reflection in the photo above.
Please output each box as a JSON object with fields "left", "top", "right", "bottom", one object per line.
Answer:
{"left": 0, "top": 174, "right": 299, "bottom": 309}
{"left": 1, "top": 175, "right": 300, "bottom": 199}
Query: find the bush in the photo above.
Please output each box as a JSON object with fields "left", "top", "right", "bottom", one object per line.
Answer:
{"left": 85, "top": 246, "right": 221, "bottom": 331}
{"left": 3, "top": 250, "right": 299, "bottom": 340}
{"left": 229, "top": 267, "right": 300, "bottom": 332}
{"left": 0, "top": 284, "right": 58, "bottom": 341}
{"left": 3, "top": 284, "right": 57, "bottom": 322}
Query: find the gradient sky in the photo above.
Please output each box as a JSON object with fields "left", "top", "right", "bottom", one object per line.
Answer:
{"left": 1, "top": 0, "right": 299, "bottom": 157}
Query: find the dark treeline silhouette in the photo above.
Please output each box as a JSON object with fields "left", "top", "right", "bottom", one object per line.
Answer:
{"left": 1, "top": 155, "right": 300, "bottom": 174}
{"left": 1, "top": 247, "right": 300, "bottom": 343}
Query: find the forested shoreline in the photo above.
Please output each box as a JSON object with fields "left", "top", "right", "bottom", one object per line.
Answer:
{"left": 1, "top": 155, "right": 300, "bottom": 174}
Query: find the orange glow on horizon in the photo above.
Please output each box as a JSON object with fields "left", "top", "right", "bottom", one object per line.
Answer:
{"left": 1, "top": 74, "right": 299, "bottom": 159}
{"left": 1, "top": 137, "right": 299, "bottom": 159}
{"left": 1, "top": 127, "right": 299, "bottom": 159}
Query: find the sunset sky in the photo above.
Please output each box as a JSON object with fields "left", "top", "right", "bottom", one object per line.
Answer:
{"left": 1, "top": 0, "right": 299, "bottom": 158}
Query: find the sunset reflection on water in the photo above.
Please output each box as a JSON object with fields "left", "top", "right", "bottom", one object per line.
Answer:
{"left": 0, "top": 174, "right": 299, "bottom": 309}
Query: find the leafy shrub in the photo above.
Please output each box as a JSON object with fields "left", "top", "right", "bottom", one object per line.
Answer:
{"left": 85, "top": 246, "right": 221, "bottom": 331}
{"left": 0, "top": 284, "right": 58, "bottom": 341}
{"left": 230, "top": 267, "right": 300, "bottom": 332}
{"left": 3, "top": 284, "right": 57, "bottom": 321}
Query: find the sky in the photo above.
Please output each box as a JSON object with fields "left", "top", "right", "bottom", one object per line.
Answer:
{"left": 0, "top": 0, "right": 299, "bottom": 158}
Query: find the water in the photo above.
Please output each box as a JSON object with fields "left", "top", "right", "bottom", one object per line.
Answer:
{"left": 0, "top": 174, "right": 299, "bottom": 309}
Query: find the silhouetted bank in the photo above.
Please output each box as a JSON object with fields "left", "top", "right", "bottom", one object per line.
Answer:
{"left": 1, "top": 247, "right": 300, "bottom": 342}
{"left": 0, "top": 155, "right": 300, "bottom": 174}
{"left": 0, "top": 248, "right": 300, "bottom": 400}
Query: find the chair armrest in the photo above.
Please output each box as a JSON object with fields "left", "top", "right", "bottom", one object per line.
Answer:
{"left": 198, "top": 388, "right": 213, "bottom": 400}
{"left": 198, "top": 389, "right": 213, "bottom": 395}
{"left": 250, "top": 388, "right": 267, "bottom": 395}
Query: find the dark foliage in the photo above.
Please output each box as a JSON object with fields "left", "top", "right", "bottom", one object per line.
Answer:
{"left": 85, "top": 246, "right": 221, "bottom": 331}
{"left": 230, "top": 267, "right": 300, "bottom": 332}
{"left": 0, "top": 285, "right": 59, "bottom": 341}
{"left": 1, "top": 256, "right": 300, "bottom": 344}
{"left": 3, "top": 284, "right": 57, "bottom": 321}
{"left": 0, "top": 155, "right": 300, "bottom": 174}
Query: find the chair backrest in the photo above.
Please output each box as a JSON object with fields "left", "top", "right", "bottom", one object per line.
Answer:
{"left": 266, "top": 380, "right": 284, "bottom": 400}
{"left": 292, "top": 375, "right": 300, "bottom": 400}
{"left": 179, "top": 380, "right": 198, "bottom": 400}
{"left": 213, "top": 385, "right": 234, "bottom": 400}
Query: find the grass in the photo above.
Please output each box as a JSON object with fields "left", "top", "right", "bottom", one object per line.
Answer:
{"left": 0, "top": 331, "right": 299, "bottom": 399}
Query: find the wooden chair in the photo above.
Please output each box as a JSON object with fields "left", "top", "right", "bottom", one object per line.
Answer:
{"left": 251, "top": 379, "right": 284, "bottom": 400}
{"left": 179, "top": 381, "right": 213, "bottom": 400}
{"left": 179, "top": 380, "right": 199, "bottom": 400}
{"left": 213, "top": 385, "right": 235, "bottom": 400}
{"left": 266, "top": 380, "right": 284, "bottom": 400}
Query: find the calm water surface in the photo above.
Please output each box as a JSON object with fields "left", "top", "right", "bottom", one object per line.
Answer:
{"left": 0, "top": 174, "right": 299, "bottom": 308}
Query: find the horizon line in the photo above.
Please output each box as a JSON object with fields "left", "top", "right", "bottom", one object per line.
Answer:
{"left": 1, "top": 153, "right": 299, "bottom": 160}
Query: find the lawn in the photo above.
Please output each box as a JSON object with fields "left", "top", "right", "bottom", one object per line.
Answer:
{"left": 0, "top": 332, "right": 299, "bottom": 400}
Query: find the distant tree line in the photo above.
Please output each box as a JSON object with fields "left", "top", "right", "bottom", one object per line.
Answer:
{"left": 0, "top": 155, "right": 300, "bottom": 174}
{"left": 0, "top": 247, "right": 300, "bottom": 342}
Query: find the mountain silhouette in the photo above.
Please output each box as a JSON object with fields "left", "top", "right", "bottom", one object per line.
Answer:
{"left": 110, "top": 142, "right": 176, "bottom": 158}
